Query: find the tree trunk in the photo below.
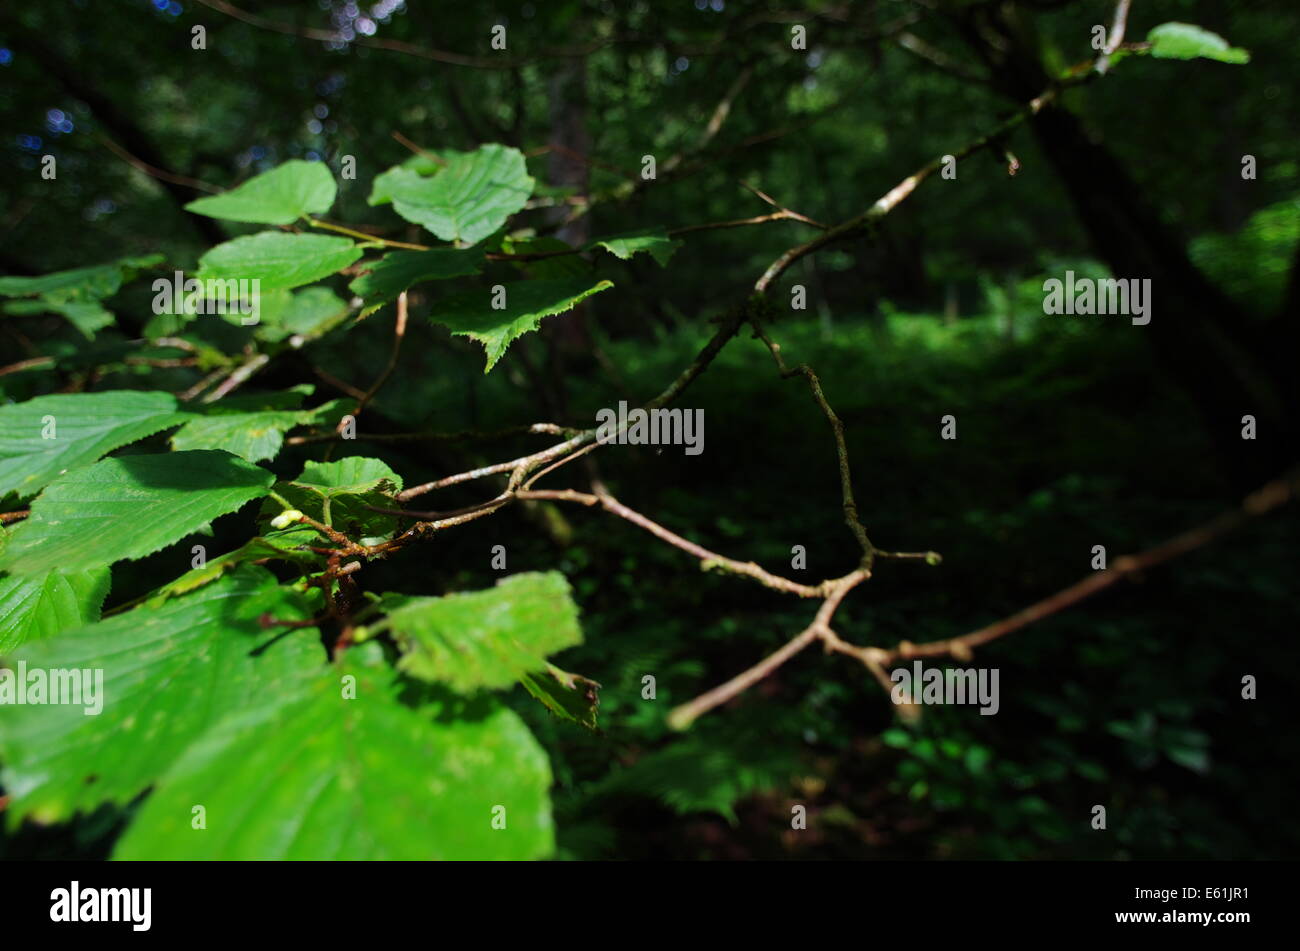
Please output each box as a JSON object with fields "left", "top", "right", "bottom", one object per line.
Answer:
{"left": 944, "top": 283, "right": 959, "bottom": 325}
{"left": 956, "top": 5, "right": 1294, "bottom": 489}
{"left": 540, "top": 58, "right": 594, "bottom": 416}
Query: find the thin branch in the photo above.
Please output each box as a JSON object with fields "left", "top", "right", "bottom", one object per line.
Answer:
{"left": 397, "top": 458, "right": 534, "bottom": 500}
{"left": 896, "top": 31, "right": 989, "bottom": 83}
{"left": 177, "top": 366, "right": 228, "bottom": 402}
{"left": 489, "top": 207, "right": 823, "bottom": 265}
{"left": 517, "top": 487, "right": 828, "bottom": 598}
{"left": 267, "top": 490, "right": 366, "bottom": 555}
{"left": 0, "top": 356, "right": 55, "bottom": 378}
{"left": 313, "top": 365, "right": 368, "bottom": 402}
{"left": 660, "top": 63, "right": 757, "bottom": 179}
{"left": 348, "top": 291, "right": 408, "bottom": 422}
{"left": 286, "top": 422, "right": 576, "bottom": 447}
{"left": 95, "top": 133, "right": 221, "bottom": 193}
{"left": 308, "top": 217, "right": 429, "bottom": 250}
{"left": 367, "top": 492, "right": 515, "bottom": 543}
{"left": 668, "top": 211, "right": 817, "bottom": 237}
{"left": 1096, "top": 0, "right": 1133, "bottom": 74}
{"left": 666, "top": 570, "right": 870, "bottom": 729}
{"left": 196, "top": 0, "right": 620, "bottom": 69}
{"left": 873, "top": 468, "right": 1300, "bottom": 666}
{"left": 152, "top": 336, "right": 200, "bottom": 354}
{"left": 520, "top": 444, "right": 601, "bottom": 492}
{"left": 392, "top": 131, "right": 448, "bottom": 166}
{"left": 751, "top": 58, "right": 1102, "bottom": 294}
{"left": 736, "top": 179, "right": 828, "bottom": 229}
{"left": 396, "top": 303, "right": 750, "bottom": 504}
{"left": 749, "top": 317, "right": 873, "bottom": 557}
{"left": 201, "top": 352, "right": 270, "bottom": 404}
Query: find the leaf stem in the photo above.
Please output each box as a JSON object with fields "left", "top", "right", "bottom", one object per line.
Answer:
{"left": 306, "top": 216, "right": 430, "bottom": 251}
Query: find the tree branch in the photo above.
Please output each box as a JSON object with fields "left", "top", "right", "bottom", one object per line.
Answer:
{"left": 870, "top": 468, "right": 1300, "bottom": 667}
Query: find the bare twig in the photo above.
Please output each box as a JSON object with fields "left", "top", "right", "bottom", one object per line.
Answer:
{"left": 177, "top": 367, "right": 228, "bottom": 402}
{"left": 313, "top": 366, "right": 368, "bottom": 402}
{"left": 0, "top": 356, "right": 55, "bottom": 377}
{"left": 94, "top": 132, "right": 220, "bottom": 193}
{"left": 668, "top": 211, "right": 817, "bottom": 237}
{"left": 896, "top": 31, "right": 989, "bottom": 83}
{"left": 1096, "top": 0, "right": 1133, "bottom": 74}
{"left": 749, "top": 318, "right": 873, "bottom": 557}
{"left": 736, "top": 179, "right": 828, "bottom": 229}
{"left": 196, "top": 0, "right": 621, "bottom": 69}
{"left": 348, "top": 291, "right": 408, "bottom": 422}
{"left": 517, "top": 487, "right": 829, "bottom": 598}
{"left": 666, "top": 570, "right": 870, "bottom": 729}
{"left": 286, "top": 422, "right": 576, "bottom": 447}
{"left": 873, "top": 469, "right": 1300, "bottom": 666}
{"left": 201, "top": 352, "right": 271, "bottom": 404}
{"left": 392, "top": 131, "right": 448, "bottom": 166}
{"left": 308, "top": 217, "right": 429, "bottom": 251}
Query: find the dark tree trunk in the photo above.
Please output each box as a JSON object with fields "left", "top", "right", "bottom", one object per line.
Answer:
{"left": 547, "top": 58, "right": 592, "bottom": 262}
{"left": 542, "top": 57, "right": 594, "bottom": 415}
{"left": 955, "top": 4, "right": 1295, "bottom": 489}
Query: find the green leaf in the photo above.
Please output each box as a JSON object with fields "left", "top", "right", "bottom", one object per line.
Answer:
{"left": 184, "top": 160, "right": 337, "bottom": 225}
{"left": 2, "top": 298, "right": 116, "bottom": 339}
{"left": 170, "top": 412, "right": 301, "bottom": 464}
{"left": 591, "top": 729, "right": 794, "bottom": 824}
{"left": 0, "top": 255, "right": 162, "bottom": 341}
{"left": 0, "top": 255, "right": 164, "bottom": 300}
{"left": 0, "top": 390, "right": 189, "bottom": 500}
{"left": 248, "top": 286, "right": 351, "bottom": 341}
{"left": 196, "top": 232, "right": 362, "bottom": 291}
{"left": 207, "top": 384, "right": 317, "bottom": 412}
{"left": 0, "top": 566, "right": 323, "bottom": 823}
{"left": 0, "top": 450, "right": 274, "bottom": 577}
{"left": 384, "top": 144, "right": 535, "bottom": 245}
{"left": 0, "top": 568, "right": 111, "bottom": 653}
{"left": 367, "top": 152, "right": 448, "bottom": 206}
{"left": 881, "top": 728, "right": 912, "bottom": 749}
{"left": 139, "top": 526, "right": 323, "bottom": 603}
{"left": 381, "top": 572, "right": 583, "bottom": 692}
{"left": 289, "top": 456, "right": 402, "bottom": 496}
{"left": 1167, "top": 746, "right": 1211, "bottom": 774}
{"left": 114, "top": 653, "right": 554, "bottom": 859}
{"left": 520, "top": 663, "right": 601, "bottom": 731}
{"left": 267, "top": 456, "right": 404, "bottom": 543}
{"left": 348, "top": 247, "right": 485, "bottom": 305}
{"left": 589, "top": 229, "right": 681, "bottom": 266}
{"left": 177, "top": 415, "right": 276, "bottom": 458}
{"left": 432, "top": 277, "right": 613, "bottom": 372}
{"left": 964, "top": 745, "right": 992, "bottom": 775}
{"left": 170, "top": 398, "right": 349, "bottom": 462}
{"left": 1147, "top": 22, "right": 1250, "bottom": 64}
